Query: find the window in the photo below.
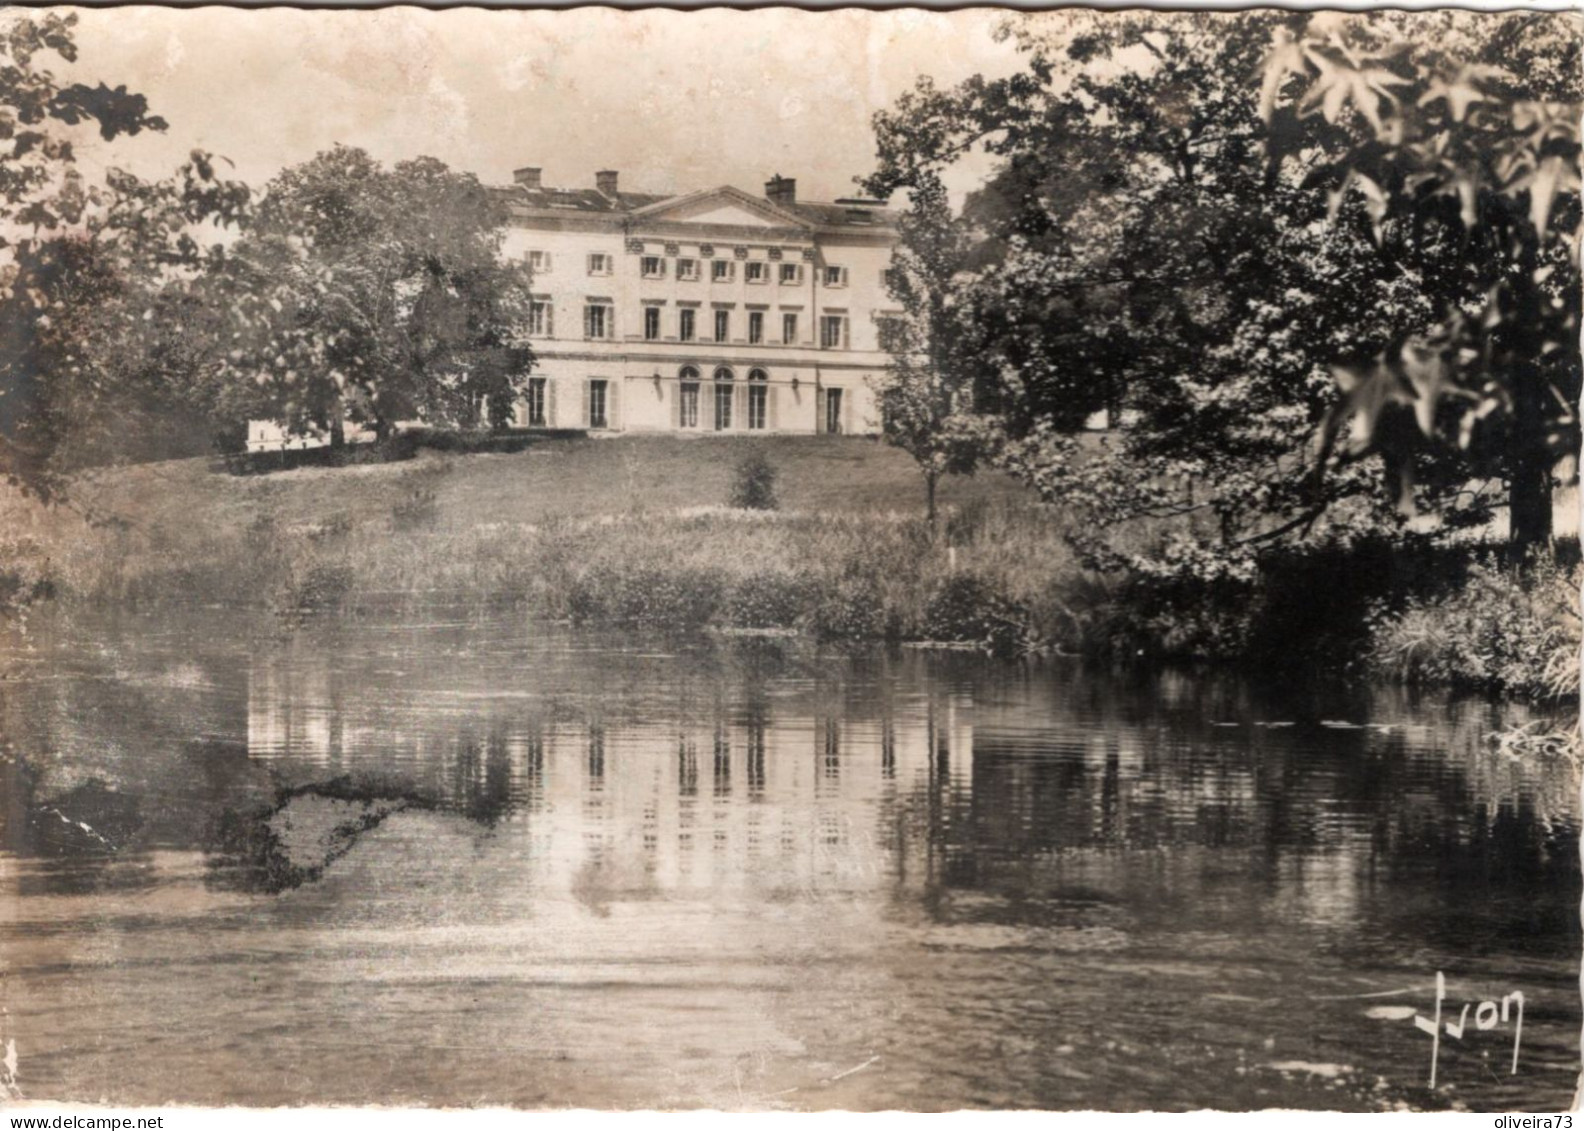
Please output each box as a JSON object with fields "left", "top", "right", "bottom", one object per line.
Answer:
{"left": 712, "top": 260, "right": 734, "bottom": 283}
{"left": 782, "top": 312, "right": 798, "bottom": 344}
{"left": 528, "top": 250, "right": 552, "bottom": 273}
{"left": 748, "top": 311, "right": 764, "bottom": 344}
{"left": 584, "top": 304, "right": 612, "bottom": 340}
{"left": 714, "top": 309, "right": 730, "bottom": 343}
{"left": 527, "top": 300, "right": 553, "bottom": 337}
{"left": 589, "top": 379, "right": 608, "bottom": 429}
{"left": 779, "top": 263, "right": 802, "bottom": 285}
{"left": 747, "top": 369, "right": 768, "bottom": 431}
{"left": 677, "top": 258, "right": 699, "bottom": 281}
{"left": 641, "top": 255, "right": 666, "bottom": 279}
{"left": 678, "top": 367, "right": 700, "bottom": 428}
{"left": 587, "top": 253, "right": 612, "bottom": 276}
{"left": 525, "top": 377, "right": 547, "bottom": 427}
{"left": 746, "top": 261, "right": 768, "bottom": 284}
{"left": 713, "top": 367, "right": 734, "bottom": 431}
{"left": 643, "top": 306, "right": 661, "bottom": 341}
{"left": 825, "top": 388, "right": 843, "bottom": 435}
{"left": 820, "top": 314, "right": 848, "bottom": 349}
{"left": 679, "top": 308, "right": 696, "bottom": 342}
{"left": 823, "top": 265, "right": 848, "bottom": 287}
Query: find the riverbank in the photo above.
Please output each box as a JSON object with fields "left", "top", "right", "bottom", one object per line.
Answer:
{"left": 0, "top": 437, "right": 1066, "bottom": 645}
{"left": 1, "top": 436, "right": 1577, "bottom": 702}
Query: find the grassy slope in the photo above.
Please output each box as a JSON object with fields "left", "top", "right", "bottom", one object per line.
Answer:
{"left": 44, "top": 435, "right": 1020, "bottom": 537}
{"left": 5, "top": 434, "right": 1576, "bottom": 693}
{"left": 1, "top": 437, "right": 1060, "bottom": 637}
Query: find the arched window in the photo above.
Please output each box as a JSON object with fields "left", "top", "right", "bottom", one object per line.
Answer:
{"left": 747, "top": 369, "right": 770, "bottom": 430}
{"left": 677, "top": 366, "right": 700, "bottom": 429}
{"left": 713, "top": 366, "right": 735, "bottom": 382}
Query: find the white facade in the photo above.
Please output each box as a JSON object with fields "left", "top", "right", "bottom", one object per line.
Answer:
{"left": 245, "top": 171, "right": 900, "bottom": 451}
{"left": 501, "top": 170, "right": 899, "bottom": 436}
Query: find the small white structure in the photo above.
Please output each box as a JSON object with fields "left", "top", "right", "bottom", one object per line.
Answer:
{"left": 245, "top": 419, "right": 380, "bottom": 453}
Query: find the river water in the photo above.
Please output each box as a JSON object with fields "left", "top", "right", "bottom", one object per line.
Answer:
{"left": 0, "top": 607, "right": 1577, "bottom": 1111}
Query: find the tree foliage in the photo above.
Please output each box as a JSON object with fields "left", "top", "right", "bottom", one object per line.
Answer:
{"left": 214, "top": 147, "right": 535, "bottom": 444}
{"left": 1261, "top": 11, "right": 1581, "bottom": 549}
{"left": 874, "top": 175, "right": 998, "bottom": 524}
{"left": 864, "top": 10, "right": 1580, "bottom": 573}
{"left": 0, "top": 12, "right": 249, "bottom": 499}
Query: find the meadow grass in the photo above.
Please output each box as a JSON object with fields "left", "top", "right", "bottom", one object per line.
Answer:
{"left": 5, "top": 435, "right": 1578, "bottom": 688}
{"left": 0, "top": 436, "right": 1082, "bottom": 650}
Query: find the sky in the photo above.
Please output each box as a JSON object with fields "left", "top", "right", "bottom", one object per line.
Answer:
{"left": 58, "top": 6, "right": 1032, "bottom": 207}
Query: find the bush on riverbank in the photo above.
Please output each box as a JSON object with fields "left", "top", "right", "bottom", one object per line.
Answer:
{"left": 1365, "top": 550, "right": 1579, "bottom": 700}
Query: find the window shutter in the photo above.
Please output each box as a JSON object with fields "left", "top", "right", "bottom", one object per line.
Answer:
{"left": 735, "top": 384, "right": 746, "bottom": 431}
{"left": 843, "top": 317, "right": 851, "bottom": 349}
{"left": 671, "top": 379, "right": 682, "bottom": 429}
{"left": 546, "top": 304, "right": 554, "bottom": 339}
{"left": 767, "top": 386, "right": 779, "bottom": 432}
{"left": 544, "top": 252, "right": 553, "bottom": 272}
{"left": 547, "top": 378, "right": 559, "bottom": 427}
{"left": 580, "top": 379, "right": 591, "bottom": 428}
{"left": 608, "top": 379, "right": 621, "bottom": 432}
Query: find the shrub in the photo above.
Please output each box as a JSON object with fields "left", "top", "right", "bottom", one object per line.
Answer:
{"left": 922, "top": 572, "right": 1031, "bottom": 654}
{"left": 1367, "top": 553, "right": 1579, "bottom": 699}
{"left": 728, "top": 451, "right": 779, "bottom": 511}
{"left": 568, "top": 563, "right": 725, "bottom": 630}
{"left": 723, "top": 573, "right": 806, "bottom": 628}
{"left": 807, "top": 574, "right": 887, "bottom": 642}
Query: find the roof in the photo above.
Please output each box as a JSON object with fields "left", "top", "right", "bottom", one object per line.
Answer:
{"left": 499, "top": 180, "right": 896, "bottom": 232}
{"left": 784, "top": 200, "right": 895, "bottom": 228}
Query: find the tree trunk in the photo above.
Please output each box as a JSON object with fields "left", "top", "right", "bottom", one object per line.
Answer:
{"left": 925, "top": 469, "right": 938, "bottom": 530}
{"left": 329, "top": 411, "right": 346, "bottom": 450}
{"left": 1508, "top": 365, "right": 1553, "bottom": 553}
{"left": 1507, "top": 250, "right": 1554, "bottom": 555}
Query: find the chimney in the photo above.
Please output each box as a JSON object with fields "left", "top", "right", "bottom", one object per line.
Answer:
{"left": 595, "top": 169, "right": 619, "bottom": 197}
{"left": 513, "top": 166, "right": 542, "bottom": 190}
{"left": 765, "top": 175, "right": 796, "bottom": 206}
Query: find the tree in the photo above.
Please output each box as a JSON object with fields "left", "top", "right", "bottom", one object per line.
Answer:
{"left": 215, "top": 147, "right": 535, "bottom": 446}
{"left": 1261, "top": 12, "right": 1581, "bottom": 550}
{"left": 0, "top": 12, "right": 249, "bottom": 499}
{"left": 874, "top": 175, "right": 997, "bottom": 526}
{"left": 864, "top": 10, "right": 1578, "bottom": 573}
{"left": 866, "top": 13, "right": 1430, "bottom": 573}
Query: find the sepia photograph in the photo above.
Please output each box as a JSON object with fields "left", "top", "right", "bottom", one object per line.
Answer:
{"left": 0, "top": 1, "right": 1579, "bottom": 1115}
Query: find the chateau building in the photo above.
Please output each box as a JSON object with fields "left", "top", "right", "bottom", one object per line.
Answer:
{"left": 244, "top": 168, "right": 900, "bottom": 452}
{"left": 500, "top": 168, "right": 899, "bottom": 435}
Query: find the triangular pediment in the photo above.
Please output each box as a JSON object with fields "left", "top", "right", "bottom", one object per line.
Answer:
{"left": 629, "top": 186, "right": 811, "bottom": 230}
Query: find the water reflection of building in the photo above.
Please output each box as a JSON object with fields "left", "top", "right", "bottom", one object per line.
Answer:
{"left": 237, "top": 643, "right": 1584, "bottom": 933}
{"left": 245, "top": 651, "right": 976, "bottom": 898}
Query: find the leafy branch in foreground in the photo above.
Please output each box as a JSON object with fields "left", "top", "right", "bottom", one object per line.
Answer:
{"left": 1263, "top": 11, "right": 1582, "bottom": 549}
